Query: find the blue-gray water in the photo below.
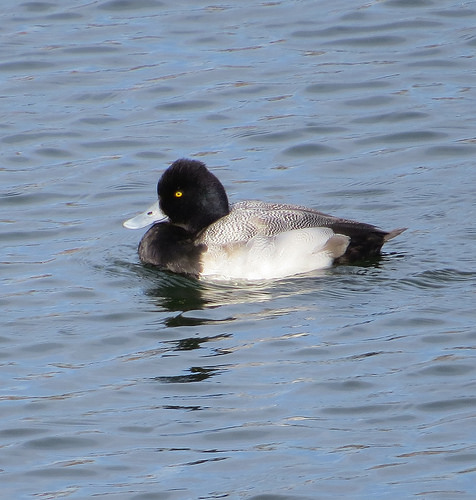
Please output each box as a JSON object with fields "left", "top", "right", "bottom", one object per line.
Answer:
{"left": 2, "top": 1, "right": 476, "bottom": 499}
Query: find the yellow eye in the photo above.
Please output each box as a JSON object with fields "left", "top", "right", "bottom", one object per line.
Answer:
{"left": 174, "top": 190, "right": 183, "bottom": 198}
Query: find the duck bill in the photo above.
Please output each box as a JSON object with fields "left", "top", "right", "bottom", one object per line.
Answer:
{"left": 123, "top": 201, "right": 166, "bottom": 229}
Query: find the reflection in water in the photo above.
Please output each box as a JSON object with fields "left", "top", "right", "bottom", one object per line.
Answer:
{"left": 142, "top": 270, "right": 205, "bottom": 312}
{"left": 138, "top": 264, "right": 337, "bottom": 312}
{"left": 164, "top": 313, "right": 234, "bottom": 328}
{"left": 144, "top": 272, "right": 279, "bottom": 312}
{"left": 117, "top": 258, "right": 383, "bottom": 317}
{"left": 123, "top": 252, "right": 394, "bottom": 317}
{"left": 162, "top": 405, "right": 202, "bottom": 412}
{"left": 165, "top": 334, "right": 232, "bottom": 351}
{"left": 152, "top": 366, "right": 224, "bottom": 384}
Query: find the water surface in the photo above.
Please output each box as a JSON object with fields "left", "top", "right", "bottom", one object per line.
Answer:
{"left": 1, "top": 0, "right": 476, "bottom": 498}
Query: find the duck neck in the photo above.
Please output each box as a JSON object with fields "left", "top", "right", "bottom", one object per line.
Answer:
{"left": 186, "top": 196, "right": 229, "bottom": 235}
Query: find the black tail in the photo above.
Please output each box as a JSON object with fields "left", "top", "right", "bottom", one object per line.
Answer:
{"left": 328, "top": 223, "right": 406, "bottom": 263}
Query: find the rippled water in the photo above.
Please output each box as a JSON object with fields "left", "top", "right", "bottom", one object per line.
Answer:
{"left": 2, "top": 0, "right": 476, "bottom": 498}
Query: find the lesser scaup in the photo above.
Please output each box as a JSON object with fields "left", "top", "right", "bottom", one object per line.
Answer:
{"left": 124, "top": 158, "right": 405, "bottom": 280}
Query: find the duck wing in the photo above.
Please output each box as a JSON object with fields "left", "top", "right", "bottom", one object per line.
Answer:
{"left": 198, "top": 200, "right": 341, "bottom": 244}
{"left": 198, "top": 200, "right": 405, "bottom": 262}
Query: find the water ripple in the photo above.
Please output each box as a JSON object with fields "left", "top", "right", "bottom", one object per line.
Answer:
{"left": 1, "top": 0, "right": 475, "bottom": 498}
{"left": 399, "top": 268, "right": 476, "bottom": 289}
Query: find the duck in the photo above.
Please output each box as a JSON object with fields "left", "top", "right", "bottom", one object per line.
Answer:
{"left": 123, "top": 158, "right": 405, "bottom": 280}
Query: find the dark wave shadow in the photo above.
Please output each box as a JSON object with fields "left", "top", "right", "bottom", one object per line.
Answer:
{"left": 151, "top": 365, "right": 224, "bottom": 384}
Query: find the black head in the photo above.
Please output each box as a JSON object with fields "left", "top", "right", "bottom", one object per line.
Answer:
{"left": 157, "top": 159, "right": 230, "bottom": 234}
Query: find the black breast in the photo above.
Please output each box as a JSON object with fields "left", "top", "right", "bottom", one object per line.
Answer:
{"left": 138, "top": 223, "right": 206, "bottom": 277}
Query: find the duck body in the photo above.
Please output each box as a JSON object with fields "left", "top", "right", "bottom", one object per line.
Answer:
{"left": 124, "top": 159, "right": 405, "bottom": 280}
